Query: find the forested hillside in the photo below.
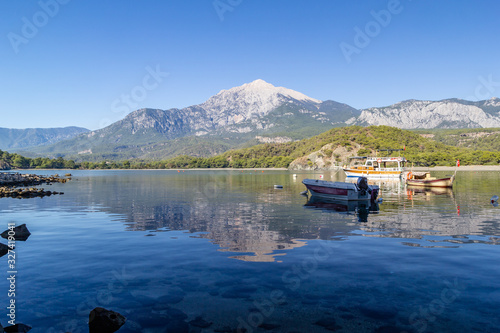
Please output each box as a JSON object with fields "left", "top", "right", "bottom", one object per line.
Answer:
{"left": 161, "top": 126, "right": 498, "bottom": 169}
{"left": 2, "top": 126, "right": 500, "bottom": 170}
{"left": 413, "top": 128, "right": 500, "bottom": 152}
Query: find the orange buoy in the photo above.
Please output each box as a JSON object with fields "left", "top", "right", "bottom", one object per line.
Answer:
{"left": 407, "top": 172, "right": 412, "bottom": 180}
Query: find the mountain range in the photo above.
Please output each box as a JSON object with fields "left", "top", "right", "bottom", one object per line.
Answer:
{"left": 0, "top": 126, "right": 89, "bottom": 151}
{"left": 352, "top": 98, "right": 500, "bottom": 128}
{"left": 6, "top": 80, "right": 500, "bottom": 161}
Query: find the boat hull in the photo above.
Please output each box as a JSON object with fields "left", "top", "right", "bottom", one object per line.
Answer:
{"left": 302, "top": 179, "right": 379, "bottom": 201}
{"left": 406, "top": 176, "right": 454, "bottom": 188}
{"left": 343, "top": 168, "right": 402, "bottom": 179}
{"left": 306, "top": 184, "right": 354, "bottom": 200}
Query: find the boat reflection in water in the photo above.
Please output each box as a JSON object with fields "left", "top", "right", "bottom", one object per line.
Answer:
{"left": 304, "top": 195, "right": 379, "bottom": 222}
{"left": 406, "top": 185, "right": 454, "bottom": 198}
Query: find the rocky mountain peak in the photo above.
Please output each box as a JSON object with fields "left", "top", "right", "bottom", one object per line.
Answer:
{"left": 243, "top": 79, "right": 275, "bottom": 90}
{"left": 199, "top": 79, "right": 321, "bottom": 124}
{"left": 484, "top": 97, "right": 500, "bottom": 106}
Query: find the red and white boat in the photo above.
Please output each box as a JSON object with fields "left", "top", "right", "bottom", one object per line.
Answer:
{"left": 302, "top": 177, "right": 379, "bottom": 201}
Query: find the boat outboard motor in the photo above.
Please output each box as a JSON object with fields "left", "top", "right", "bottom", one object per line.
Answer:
{"left": 370, "top": 188, "right": 379, "bottom": 202}
{"left": 356, "top": 177, "right": 369, "bottom": 196}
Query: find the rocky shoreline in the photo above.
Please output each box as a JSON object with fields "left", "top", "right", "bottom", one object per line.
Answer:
{"left": 0, "top": 172, "right": 70, "bottom": 198}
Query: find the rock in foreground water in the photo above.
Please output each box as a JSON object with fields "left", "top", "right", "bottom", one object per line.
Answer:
{"left": 89, "top": 307, "right": 126, "bottom": 333}
{"left": 0, "top": 243, "right": 10, "bottom": 257}
{"left": 3, "top": 323, "right": 32, "bottom": 332}
{"left": 1, "top": 224, "right": 31, "bottom": 241}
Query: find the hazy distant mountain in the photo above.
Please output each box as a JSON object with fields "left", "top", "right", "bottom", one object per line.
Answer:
{"left": 26, "top": 80, "right": 360, "bottom": 160}
{"left": 352, "top": 98, "right": 500, "bottom": 128}
{"left": 0, "top": 126, "right": 89, "bottom": 151}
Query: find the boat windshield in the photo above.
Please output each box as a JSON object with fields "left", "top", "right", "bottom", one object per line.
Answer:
{"left": 377, "top": 161, "right": 400, "bottom": 168}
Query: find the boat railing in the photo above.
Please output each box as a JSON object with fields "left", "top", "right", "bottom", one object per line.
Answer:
{"left": 377, "top": 167, "right": 404, "bottom": 171}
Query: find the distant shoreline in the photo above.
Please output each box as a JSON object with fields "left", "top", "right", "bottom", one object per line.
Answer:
{"left": 151, "top": 168, "right": 289, "bottom": 171}
{"left": 5, "top": 167, "right": 289, "bottom": 172}
{"left": 4, "top": 165, "right": 500, "bottom": 172}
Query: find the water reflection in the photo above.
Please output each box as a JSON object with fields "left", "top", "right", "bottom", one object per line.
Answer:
{"left": 83, "top": 171, "right": 500, "bottom": 253}
{"left": 2, "top": 170, "right": 499, "bottom": 262}
{"left": 304, "top": 196, "right": 379, "bottom": 222}
{"left": 2, "top": 170, "right": 500, "bottom": 333}
{"left": 406, "top": 186, "right": 454, "bottom": 197}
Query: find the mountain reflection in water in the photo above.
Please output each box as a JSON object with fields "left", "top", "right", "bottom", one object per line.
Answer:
{"left": 5, "top": 170, "right": 500, "bottom": 260}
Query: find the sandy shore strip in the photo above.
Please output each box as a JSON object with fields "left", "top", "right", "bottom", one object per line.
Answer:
{"left": 411, "top": 165, "right": 500, "bottom": 171}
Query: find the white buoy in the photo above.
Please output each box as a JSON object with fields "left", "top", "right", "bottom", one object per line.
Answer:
{"left": 491, "top": 195, "right": 499, "bottom": 203}
{"left": 293, "top": 174, "right": 297, "bottom": 178}
{"left": 300, "top": 190, "right": 308, "bottom": 196}
{"left": 319, "top": 174, "right": 323, "bottom": 179}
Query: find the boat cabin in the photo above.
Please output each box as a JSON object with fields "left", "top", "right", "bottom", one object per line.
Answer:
{"left": 348, "top": 156, "right": 406, "bottom": 171}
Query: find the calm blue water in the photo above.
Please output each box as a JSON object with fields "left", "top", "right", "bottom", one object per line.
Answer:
{"left": 0, "top": 169, "right": 499, "bottom": 333}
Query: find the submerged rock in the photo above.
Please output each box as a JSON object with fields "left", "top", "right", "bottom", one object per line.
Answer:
{"left": 165, "top": 320, "right": 189, "bottom": 333}
{"left": 3, "top": 323, "right": 32, "bottom": 332}
{"left": 213, "top": 326, "right": 234, "bottom": 332}
{"left": 359, "top": 305, "right": 398, "bottom": 320}
{"left": 164, "top": 307, "right": 188, "bottom": 321}
{"left": 374, "top": 325, "right": 415, "bottom": 333}
{"left": 1, "top": 224, "right": 31, "bottom": 241}
{"left": 215, "top": 327, "right": 245, "bottom": 333}
{"left": 221, "top": 285, "right": 257, "bottom": 299}
{"left": 314, "top": 317, "right": 339, "bottom": 331}
{"left": 89, "top": 307, "right": 126, "bottom": 333}
{"left": 157, "top": 293, "right": 184, "bottom": 305}
{"left": 134, "top": 307, "right": 189, "bottom": 331}
{"left": 0, "top": 243, "right": 10, "bottom": 257}
{"left": 258, "top": 323, "right": 280, "bottom": 330}
{"left": 189, "top": 316, "right": 212, "bottom": 328}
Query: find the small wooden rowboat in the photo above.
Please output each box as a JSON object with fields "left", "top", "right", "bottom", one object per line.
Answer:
{"left": 405, "top": 171, "right": 455, "bottom": 188}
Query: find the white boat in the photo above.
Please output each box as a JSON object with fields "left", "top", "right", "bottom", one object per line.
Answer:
{"left": 405, "top": 171, "right": 455, "bottom": 188}
{"left": 302, "top": 177, "right": 379, "bottom": 201}
{"left": 343, "top": 156, "right": 406, "bottom": 179}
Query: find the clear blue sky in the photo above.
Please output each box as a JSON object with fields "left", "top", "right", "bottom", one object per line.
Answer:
{"left": 1, "top": 0, "right": 499, "bottom": 130}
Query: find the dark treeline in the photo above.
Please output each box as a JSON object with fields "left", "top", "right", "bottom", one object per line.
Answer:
{"left": 0, "top": 150, "right": 292, "bottom": 170}
{"left": 0, "top": 151, "right": 77, "bottom": 170}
